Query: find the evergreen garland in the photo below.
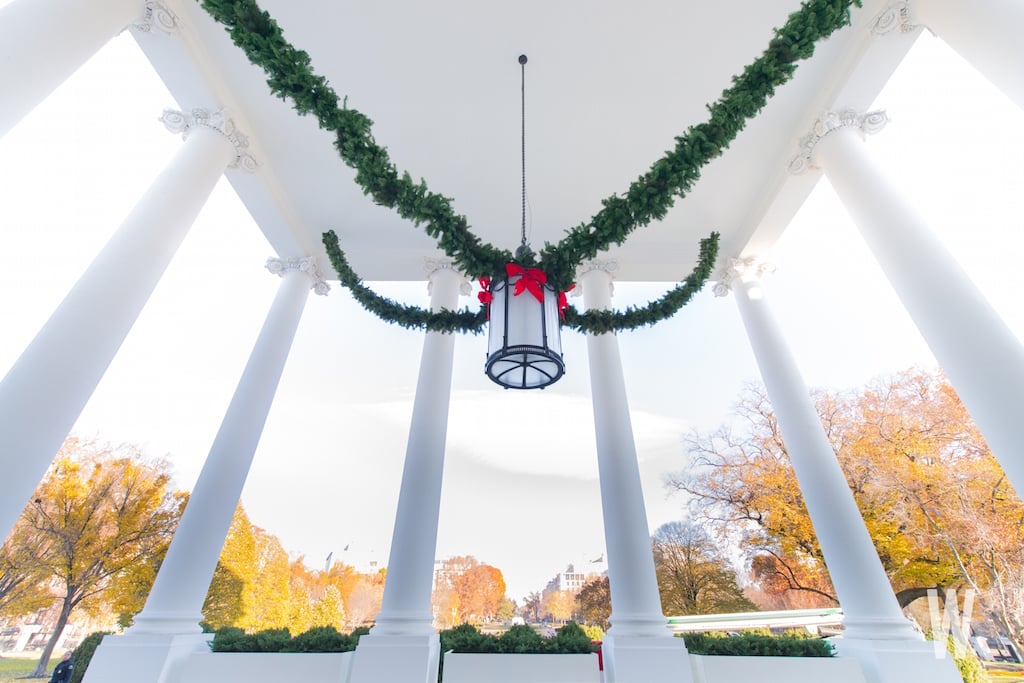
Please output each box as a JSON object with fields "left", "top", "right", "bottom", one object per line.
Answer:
{"left": 201, "top": 0, "right": 860, "bottom": 331}
{"left": 564, "top": 232, "right": 719, "bottom": 335}
{"left": 324, "top": 229, "right": 718, "bottom": 335}
{"left": 323, "top": 230, "right": 488, "bottom": 334}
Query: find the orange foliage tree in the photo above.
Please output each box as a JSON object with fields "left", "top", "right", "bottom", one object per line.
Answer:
{"left": 432, "top": 556, "right": 507, "bottom": 625}
{"left": 669, "top": 369, "right": 1023, "bottom": 647}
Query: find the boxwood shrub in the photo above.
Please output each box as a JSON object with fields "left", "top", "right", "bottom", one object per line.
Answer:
{"left": 440, "top": 623, "right": 597, "bottom": 654}
{"left": 209, "top": 625, "right": 366, "bottom": 653}
{"left": 681, "top": 631, "right": 834, "bottom": 657}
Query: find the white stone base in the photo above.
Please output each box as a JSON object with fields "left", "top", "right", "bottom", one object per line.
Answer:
{"left": 442, "top": 652, "right": 601, "bottom": 683}
{"left": 601, "top": 634, "right": 693, "bottom": 683}
{"left": 347, "top": 632, "right": 440, "bottom": 683}
{"left": 688, "top": 653, "right": 867, "bottom": 683}
{"left": 180, "top": 652, "right": 354, "bottom": 683}
{"left": 833, "top": 636, "right": 964, "bottom": 683}
{"left": 82, "top": 632, "right": 212, "bottom": 683}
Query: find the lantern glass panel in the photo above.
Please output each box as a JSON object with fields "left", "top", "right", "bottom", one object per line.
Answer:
{"left": 485, "top": 275, "right": 564, "bottom": 389}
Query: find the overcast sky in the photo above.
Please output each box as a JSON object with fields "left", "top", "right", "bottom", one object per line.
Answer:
{"left": 0, "top": 26, "right": 1021, "bottom": 603}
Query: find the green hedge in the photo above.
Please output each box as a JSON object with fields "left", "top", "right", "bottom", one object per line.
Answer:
{"left": 439, "top": 623, "right": 597, "bottom": 655}
{"left": 681, "top": 632, "right": 834, "bottom": 657}
{"left": 209, "top": 625, "right": 370, "bottom": 653}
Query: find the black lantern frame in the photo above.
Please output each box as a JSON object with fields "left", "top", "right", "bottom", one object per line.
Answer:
{"left": 484, "top": 274, "right": 565, "bottom": 390}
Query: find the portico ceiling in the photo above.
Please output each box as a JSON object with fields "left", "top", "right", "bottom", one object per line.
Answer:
{"left": 135, "top": 0, "right": 916, "bottom": 282}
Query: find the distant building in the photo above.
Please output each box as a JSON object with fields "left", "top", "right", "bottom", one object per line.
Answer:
{"left": 545, "top": 555, "right": 608, "bottom": 595}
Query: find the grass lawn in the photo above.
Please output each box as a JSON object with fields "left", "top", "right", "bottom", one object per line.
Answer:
{"left": 0, "top": 656, "right": 50, "bottom": 682}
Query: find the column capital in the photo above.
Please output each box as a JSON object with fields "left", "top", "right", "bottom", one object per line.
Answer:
{"left": 870, "top": 2, "right": 919, "bottom": 36}
{"left": 160, "top": 108, "right": 258, "bottom": 173}
{"left": 575, "top": 259, "right": 618, "bottom": 298}
{"left": 132, "top": 1, "right": 180, "bottom": 36}
{"left": 423, "top": 258, "right": 471, "bottom": 296}
{"left": 712, "top": 257, "right": 775, "bottom": 297}
{"left": 787, "top": 108, "right": 888, "bottom": 175}
{"left": 265, "top": 256, "right": 330, "bottom": 296}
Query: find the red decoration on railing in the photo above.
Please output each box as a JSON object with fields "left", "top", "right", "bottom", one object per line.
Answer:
{"left": 505, "top": 263, "right": 547, "bottom": 303}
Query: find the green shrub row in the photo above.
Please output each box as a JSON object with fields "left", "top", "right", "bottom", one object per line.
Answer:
{"left": 209, "top": 625, "right": 370, "bottom": 652}
{"left": 681, "top": 632, "right": 834, "bottom": 657}
{"left": 439, "top": 623, "right": 597, "bottom": 655}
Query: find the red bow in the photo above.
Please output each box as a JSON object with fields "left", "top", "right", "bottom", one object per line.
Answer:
{"left": 477, "top": 277, "right": 493, "bottom": 306}
{"left": 506, "top": 263, "right": 547, "bottom": 303}
{"left": 558, "top": 284, "right": 575, "bottom": 320}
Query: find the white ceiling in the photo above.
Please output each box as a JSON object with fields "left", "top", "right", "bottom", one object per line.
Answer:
{"left": 134, "top": 0, "right": 917, "bottom": 281}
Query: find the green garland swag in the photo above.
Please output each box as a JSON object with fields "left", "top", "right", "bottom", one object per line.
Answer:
{"left": 324, "top": 229, "right": 719, "bottom": 335}
{"left": 322, "top": 229, "right": 488, "bottom": 335}
{"left": 202, "top": 0, "right": 860, "bottom": 329}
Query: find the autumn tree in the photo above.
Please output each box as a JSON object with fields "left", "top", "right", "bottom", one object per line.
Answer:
{"left": 668, "top": 370, "right": 1024, "bottom": 647}
{"left": 247, "top": 526, "right": 292, "bottom": 629}
{"left": 345, "top": 573, "right": 384, "bottom": 628}
{"left": 0, "top": 520, "right": 53, "bottom": 618}
{"left": 310, "top": 584, "right": 346, "bottom": 629}
{"left": 432, "top": 556, "right": 506, "bottom": 625}
{"left": 454, "top": 564, "right": 506, "bottom": 623}
{"left": 15, "top": 437, "right": 181, "bottom": 678}
{"left": 202, "top": 505, "right": 256, "bottom": 630}
{"left": 653, "top": 521, "right": 757, "bottom": 616}
{"left": 495, "top": 597, "right": 517, "bottom": 623}
{"left": 109, "top": 492, "right": 188, "bottom": 627}
{"left": 523, "top": 591, "right": 542, "bottom": 624}
{"left": 668, "top": 384, "right": 839, "bottom": 607}
{"left": 575, "top": 577, "right": 610, "bottom": 630}
{"left": 202, "top": 505, "right": 297, "bottom": 632}
{"left": 542, "top": 590, "right": 575, "bottom": 624}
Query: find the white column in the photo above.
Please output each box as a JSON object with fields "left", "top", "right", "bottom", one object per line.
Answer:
{"left": 719, "top": 259, "right": 917, "bottom": 639}
{"left": 129, "top": 259, "right": 324, "bottom": 634}
{"left": 373, "top": 261, "right": 463, "bottom": 634}
{"left": 720, "top": 261, "right": 961, "bottom": 683}
{"left": 578, "top": 261, "right": 690, "bottom": 683}
{"left": 0, "top": 107, "right": 253, "bottom": 542}
{"left": 349, "top": 260, "right": 464, "bottom": 683}
{"left": 871, "top": 0, "right": 1024, "bottom": 111}
{"left": 791, "top": 108, "right": 1024, "bottom": 500}
{"left": 0, "top": 0, "right": 142, "bottom": 138}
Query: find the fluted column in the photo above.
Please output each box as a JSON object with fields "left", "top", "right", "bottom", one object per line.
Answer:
{"left": 0, "top": 0, "right": 175, "bottom": 138}
{"left": 0, "top": 107, "right": 255, "bottom": 542}
{"left": 130, "top": 258, "right": 326, "bottom": 634}
{"left": 790, "top": 108, "right": 1024, "bottom": 499}
{"left": 716, "top": 259, "right": 918, "bottom": 642}
{"left": 372, "top": 260, "right": 465, "bottom": 635}
{"left": 578, "top": 261, "right": 690, "bottom": 683}
{"left": 871, "top": 0, "right": 1024, "bottom": 111}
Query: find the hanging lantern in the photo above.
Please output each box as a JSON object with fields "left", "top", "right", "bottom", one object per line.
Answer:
{"left": 484, "top": 264, "right": 565, "bottom": 389}
{"left": 482, "top": 54, "right": 565, "bottom": 389}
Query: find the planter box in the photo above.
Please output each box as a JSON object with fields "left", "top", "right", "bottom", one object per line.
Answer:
{"left": 178, "top": 651, "right": 354, "bottom": 683}
{"left": 688, "top": 654, "right": 867, "bottom": 683}
{"left": 442, "top": 652, "right": 601, "bottom": 683}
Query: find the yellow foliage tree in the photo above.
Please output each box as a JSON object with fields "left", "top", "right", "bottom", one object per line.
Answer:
{"left": 310, "top": 584, "right": 346, "bottom": 630}
{"left": 670, "top": 370, "right": 1023, "bottom": 647}
{"left": 202, "top": 505, "right": 256, "bottom": 630}
{"left": 15, "top": 437, "right": 180, "bottom": 677}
